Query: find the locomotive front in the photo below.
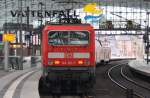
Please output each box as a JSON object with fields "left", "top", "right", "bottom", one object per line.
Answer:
{"left": 40, "top": 24, "right": 95, "bottom": 95}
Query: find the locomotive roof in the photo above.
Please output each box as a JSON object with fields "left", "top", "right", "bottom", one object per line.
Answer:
{"left": 46, "top": 23, "right": 92, "bottom": 26}
{"left": 43, "top": 23, "right": 94, "bottom": 31}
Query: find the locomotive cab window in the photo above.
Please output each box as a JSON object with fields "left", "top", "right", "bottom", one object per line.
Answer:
{"left": 48, "top": 31, "right": 89, "bottom": 45}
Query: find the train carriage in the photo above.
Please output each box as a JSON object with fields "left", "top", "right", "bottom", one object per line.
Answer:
{"left": 95, "top": 46, "right": 111, "bottom": 64}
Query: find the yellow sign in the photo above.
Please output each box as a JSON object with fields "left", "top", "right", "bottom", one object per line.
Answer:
{"left": 83, "top": 3, "right": 103, "bottom": 14}
{"left": 3, "top": 34, "right": 15, "bottom": 42}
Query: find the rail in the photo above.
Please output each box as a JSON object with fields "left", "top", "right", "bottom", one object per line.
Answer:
{"left": 108, "top": 63, "right": 145, "bottom": 98}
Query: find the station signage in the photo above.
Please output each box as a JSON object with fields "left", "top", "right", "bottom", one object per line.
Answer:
{"left": 3, "top": 34, "right": 15, "bottom": 43}
{"left": 0, "top": 34, "right": 3, "bottom": 49}
{"left": 0, "top": 34, "right": 2, "bottom": 42}
{"left": 10, "top": 9, "right": 79, "bottom": 18}
{"left": 83, "top": 3, "right": 104, "bottom": 25}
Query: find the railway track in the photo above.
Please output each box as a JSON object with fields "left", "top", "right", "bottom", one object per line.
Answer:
{"left": 40, "top": 95, "right": 95, "bottom": 98}
{"left": 108, "top": 63, "right": 150, "bottom": 98}
{"left": 121, "top": 65, "right": 150, "bottom": 91}
{"left": 40, "top": 60, "right": 129, "bottom": 98}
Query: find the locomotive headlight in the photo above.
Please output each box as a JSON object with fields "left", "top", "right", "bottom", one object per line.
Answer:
{"left": 78, "top": 60, "right": 84, "bottom": 64}
{"left": 54, "top": 60, "right": 60, "bottom": 64}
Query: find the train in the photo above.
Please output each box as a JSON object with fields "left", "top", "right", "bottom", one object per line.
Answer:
{"left": 39, "top": 22, "right": 111, "bottom": 96}
{"left": 95, "top": 40, "right": 111, "bottom": 64}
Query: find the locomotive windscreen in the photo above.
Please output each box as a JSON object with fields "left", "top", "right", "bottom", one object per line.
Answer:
{"left": 48, "top": 31, "right": 89, "bottom": 45}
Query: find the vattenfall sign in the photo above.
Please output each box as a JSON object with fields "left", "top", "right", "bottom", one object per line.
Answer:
{"left": 10, "top": 9, "right": 79, "bottom": 18}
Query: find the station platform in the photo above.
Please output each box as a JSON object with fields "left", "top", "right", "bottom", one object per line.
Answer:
{"left": 0, "top": 70, "right": 12, "bottom": 78}
{"left": 0, "top": 57, "right": 39, "bottom": 79}
{"left": 128, "top": 59, "right": 150, "bottom": 77}
{"left": 110, "top": 56, "right": 135, "bottom": 61}
{"left": 20, "top": 70, "right": 41, "bottom": 98}
{"left": 0, "top": 56, "right": 42, "bottom": 98}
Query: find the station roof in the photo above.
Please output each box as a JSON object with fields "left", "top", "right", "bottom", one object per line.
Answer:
{"left": 0, "top": 0, "right": 150, "bottom": 29}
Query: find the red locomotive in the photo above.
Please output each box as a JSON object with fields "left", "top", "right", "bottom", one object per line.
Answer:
{"left": 39, "top": 23, "right": 96, "bottom": 96}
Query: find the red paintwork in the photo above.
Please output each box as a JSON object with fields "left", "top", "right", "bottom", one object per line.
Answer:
{"left": 42, "top": 24, "right": 95, "bottom": 67}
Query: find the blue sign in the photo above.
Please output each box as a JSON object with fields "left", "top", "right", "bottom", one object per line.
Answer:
{"left": 0, "top": 34, "right": 3, "bottom": 42}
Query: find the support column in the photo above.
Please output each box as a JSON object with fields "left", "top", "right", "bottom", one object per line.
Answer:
{"left": 4, "top": 42, "right": 9, "bottom": 71}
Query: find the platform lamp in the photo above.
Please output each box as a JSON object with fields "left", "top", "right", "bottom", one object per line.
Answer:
{"left": 19, "top": 0, "right": 23, "bottom": 70}
{"left": 3, "top": 0, "right": 10, "bottom": 71}
{"left": 143, "top": 12, "right": 150, "bottom": 64}
{"left": 146, "top": 12, "right": 150, "bottom": 64}
{"left": 38, "top": 2, "right": 44, "bottom": 56}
